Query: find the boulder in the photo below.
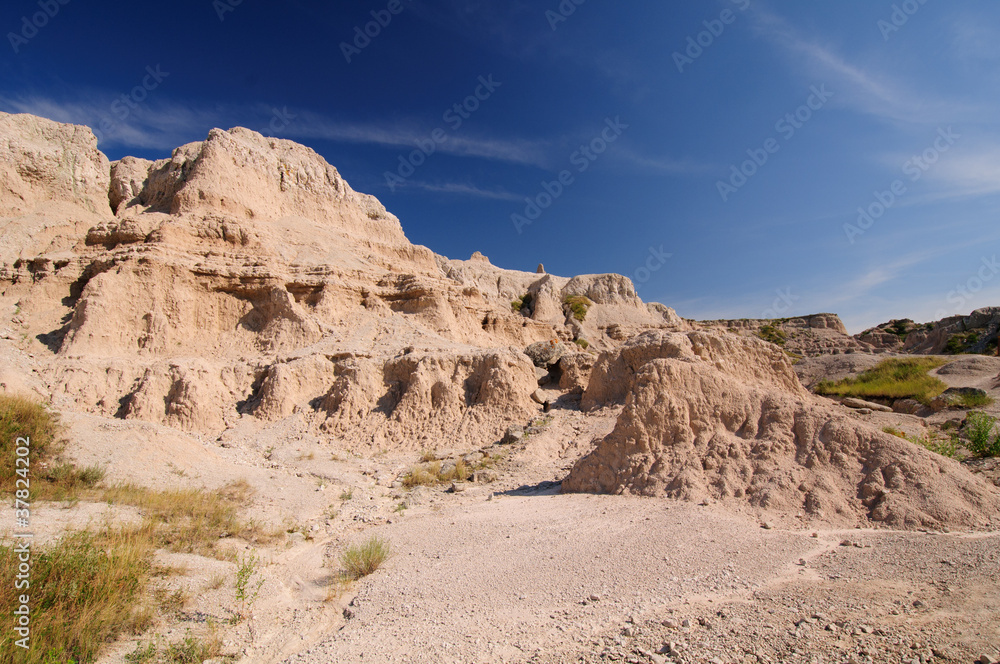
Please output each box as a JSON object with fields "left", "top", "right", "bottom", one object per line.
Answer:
{"left": 842, "top": 397, "right": 893, "bottom": 412}
{"left": 524, "top": 340, "right": 571, "bottom": 368}
{"left": 931, "top": 387, "right": 989, "bottom": 412}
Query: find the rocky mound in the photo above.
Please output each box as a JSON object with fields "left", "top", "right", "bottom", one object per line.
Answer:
{"left": 699, "top": 313, "right": 873, "bottom": 357}
{"left": 564, "top": 332, "right": 1000, "bottom": 530}
{"left": 0, "top": 112, "right": 682, "bottom": 449}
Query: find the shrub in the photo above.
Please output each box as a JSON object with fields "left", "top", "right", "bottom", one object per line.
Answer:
{"left": 815, "top": 358, "right": 948, "bottom": 405}
{"left": 757, "top": 325, "right": 787, "bottom": 346}
{"left": 339, "top": 536, "right": 391, "bottom": 581}
{"left": 965, "top": 411, "right": 1000, "bottom": 456}
{"left": 233, "top": 552, "right": 264, "bottom": 622}
{"left": 574, "top": 338, "right": 590, "bottom": 350}
{"left": 563, "top": 296, "right": 591, "bottom": 322}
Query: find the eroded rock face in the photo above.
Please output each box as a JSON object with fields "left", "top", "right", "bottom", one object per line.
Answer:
{"left": 581, "top": 330, "right": 806, "bottom": 411}
{"left": 564, "top": 332, "right": 1000, "bottom": 530}
{"left": 700, "top": 314, "right": 872, "bottom": 357}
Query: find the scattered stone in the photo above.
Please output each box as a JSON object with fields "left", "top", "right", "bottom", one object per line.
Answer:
{"left": 761, "top": 521, "right": 774, "bottom": 530}
{"left": 500, "top": 426, "right": 524, "bottom": 445}
{"left": 681, "top": 619, "right": 691, "bottom": 628}
{"left": 589, "top": 594, "right": 601, "bottom": 602}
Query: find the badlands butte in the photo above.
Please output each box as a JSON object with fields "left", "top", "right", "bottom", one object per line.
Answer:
{"left": 1, "top": 111, "right": 999, "bottom": 663}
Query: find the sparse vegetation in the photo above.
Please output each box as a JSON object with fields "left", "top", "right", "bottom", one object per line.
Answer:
{"left": 1, "top": 394, "right": 59, "bottom": 491}
{"left": 511, "top": 293, "right": 534, "bottom": 315}
{"left": 339, "top": 487, "right": 354, "bottom": 501}
{"left": 815, "top": 357, "right": 948, "bottom": 405}
{"left": 957, "top": 392, "right": 994, "bottom": 409}
{"left": 756, "top": 325, "right": 787, "bottom": 346}
{"left": 944, "top": 331, "right": 983, "bottom": 355}
{"left": 965, "top": 411, "right": 1000, "bottom": 457}
{"left": 100, "top": 480, "right": 263, "bottom": 556}
{"left": 883, "top": 426, "right": 906, "bottom": 438}
{"left": 0, "top": 526, "right": 156, "bottom": 664}
{"left": 339, "top": 536, "right": 391, "bottom": 581}
{"left": 907, "top": 433, "right": 959, "bottom": 459}
{"left": 125, "top": 630, "right": 225, "bottom": 664}
{"left": 574, "top": 338, "right": 590, "bottom": 350}
{"left": 563, "top": 295, "right": 591, "bottom": 322}
{"left": 232, "top": 552, "right": 265, "bottom": 622}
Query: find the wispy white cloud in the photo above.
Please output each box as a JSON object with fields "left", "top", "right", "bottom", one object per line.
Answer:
{"left": 0, "top": 93, "right": 558, "bottom": 169}
{"left": 748, "top": 7, "right": 981, "bottom": 126}
{"left": 614, "top": 146, "right": 715, "bottom": 176}
{"left": 280, "top": 113, "right": 553, "bottom": 168}
{"left": 394, "top": 180, "right": 523, "bottom": 201}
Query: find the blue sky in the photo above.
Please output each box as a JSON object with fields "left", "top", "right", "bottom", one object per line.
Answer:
{"left": 2, "top": 0, "right": 1000, "bottom": 332}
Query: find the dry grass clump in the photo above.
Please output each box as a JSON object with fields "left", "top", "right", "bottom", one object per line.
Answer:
{"left": 815, "top": 357, "right": 948, "bottom": 404}
{"left": 339, "top": 536, "right": 391, "bottom": 581}
{"left": 101, "top": 480, "right": 270, "bottom": 556}
{"left": 0, "top": 526, "right": 156, "bottom": 664}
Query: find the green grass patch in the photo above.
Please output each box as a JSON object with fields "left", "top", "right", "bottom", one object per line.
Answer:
{"left": 0, "top": 526, "right": 157, "bottom": 664}
{"left": 815, "top": 357, "right": 948, "bottom": 405}
{"left": 757, "top": 325, "right": 787, "bottom": 346}
{"left": 563, "top": 295, "right": 591, "bottom": 322}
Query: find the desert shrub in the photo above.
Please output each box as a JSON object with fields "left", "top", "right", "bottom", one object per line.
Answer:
{"left": 882, "top": 426, "right": 906, "bottom": 438}
{"left": 233, "top": 552, "right": 264, "bottom": 622}
{"left": 907, "top": 433, "right": 959, "bottom": 459}
{"left": 757, "top": 325, "right": 787, "bottom": 346}
{"left": 965, "top": 411, "right": 1000, "bottom": 456}
{"left": 815, "top": 358, "right": 948, "bottom": 405}
{"left": 564, "top": 296, "right": 591, "bottom": 322}
{"left": 0, "top": 526, "right": 155, "bottom": 664}
{"left": 574, "top": 338, "right": 590, "bottom": 350}
{"left": 339, "top": 536, "right": 391, "bottom": 581}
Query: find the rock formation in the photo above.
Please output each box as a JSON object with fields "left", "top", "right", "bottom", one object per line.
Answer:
{"left": 2, "top": 111, "right": 998, "bottom": 531}
{"left": 564, "top": 331, "right": 1000, "bottom": 530}
{"left": 699, "top": 313, "right": 874, "bottom": 357}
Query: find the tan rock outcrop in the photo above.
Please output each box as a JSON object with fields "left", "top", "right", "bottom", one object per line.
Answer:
{"left": 564, "top": 332, "right": 1000, "bottom": 530}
